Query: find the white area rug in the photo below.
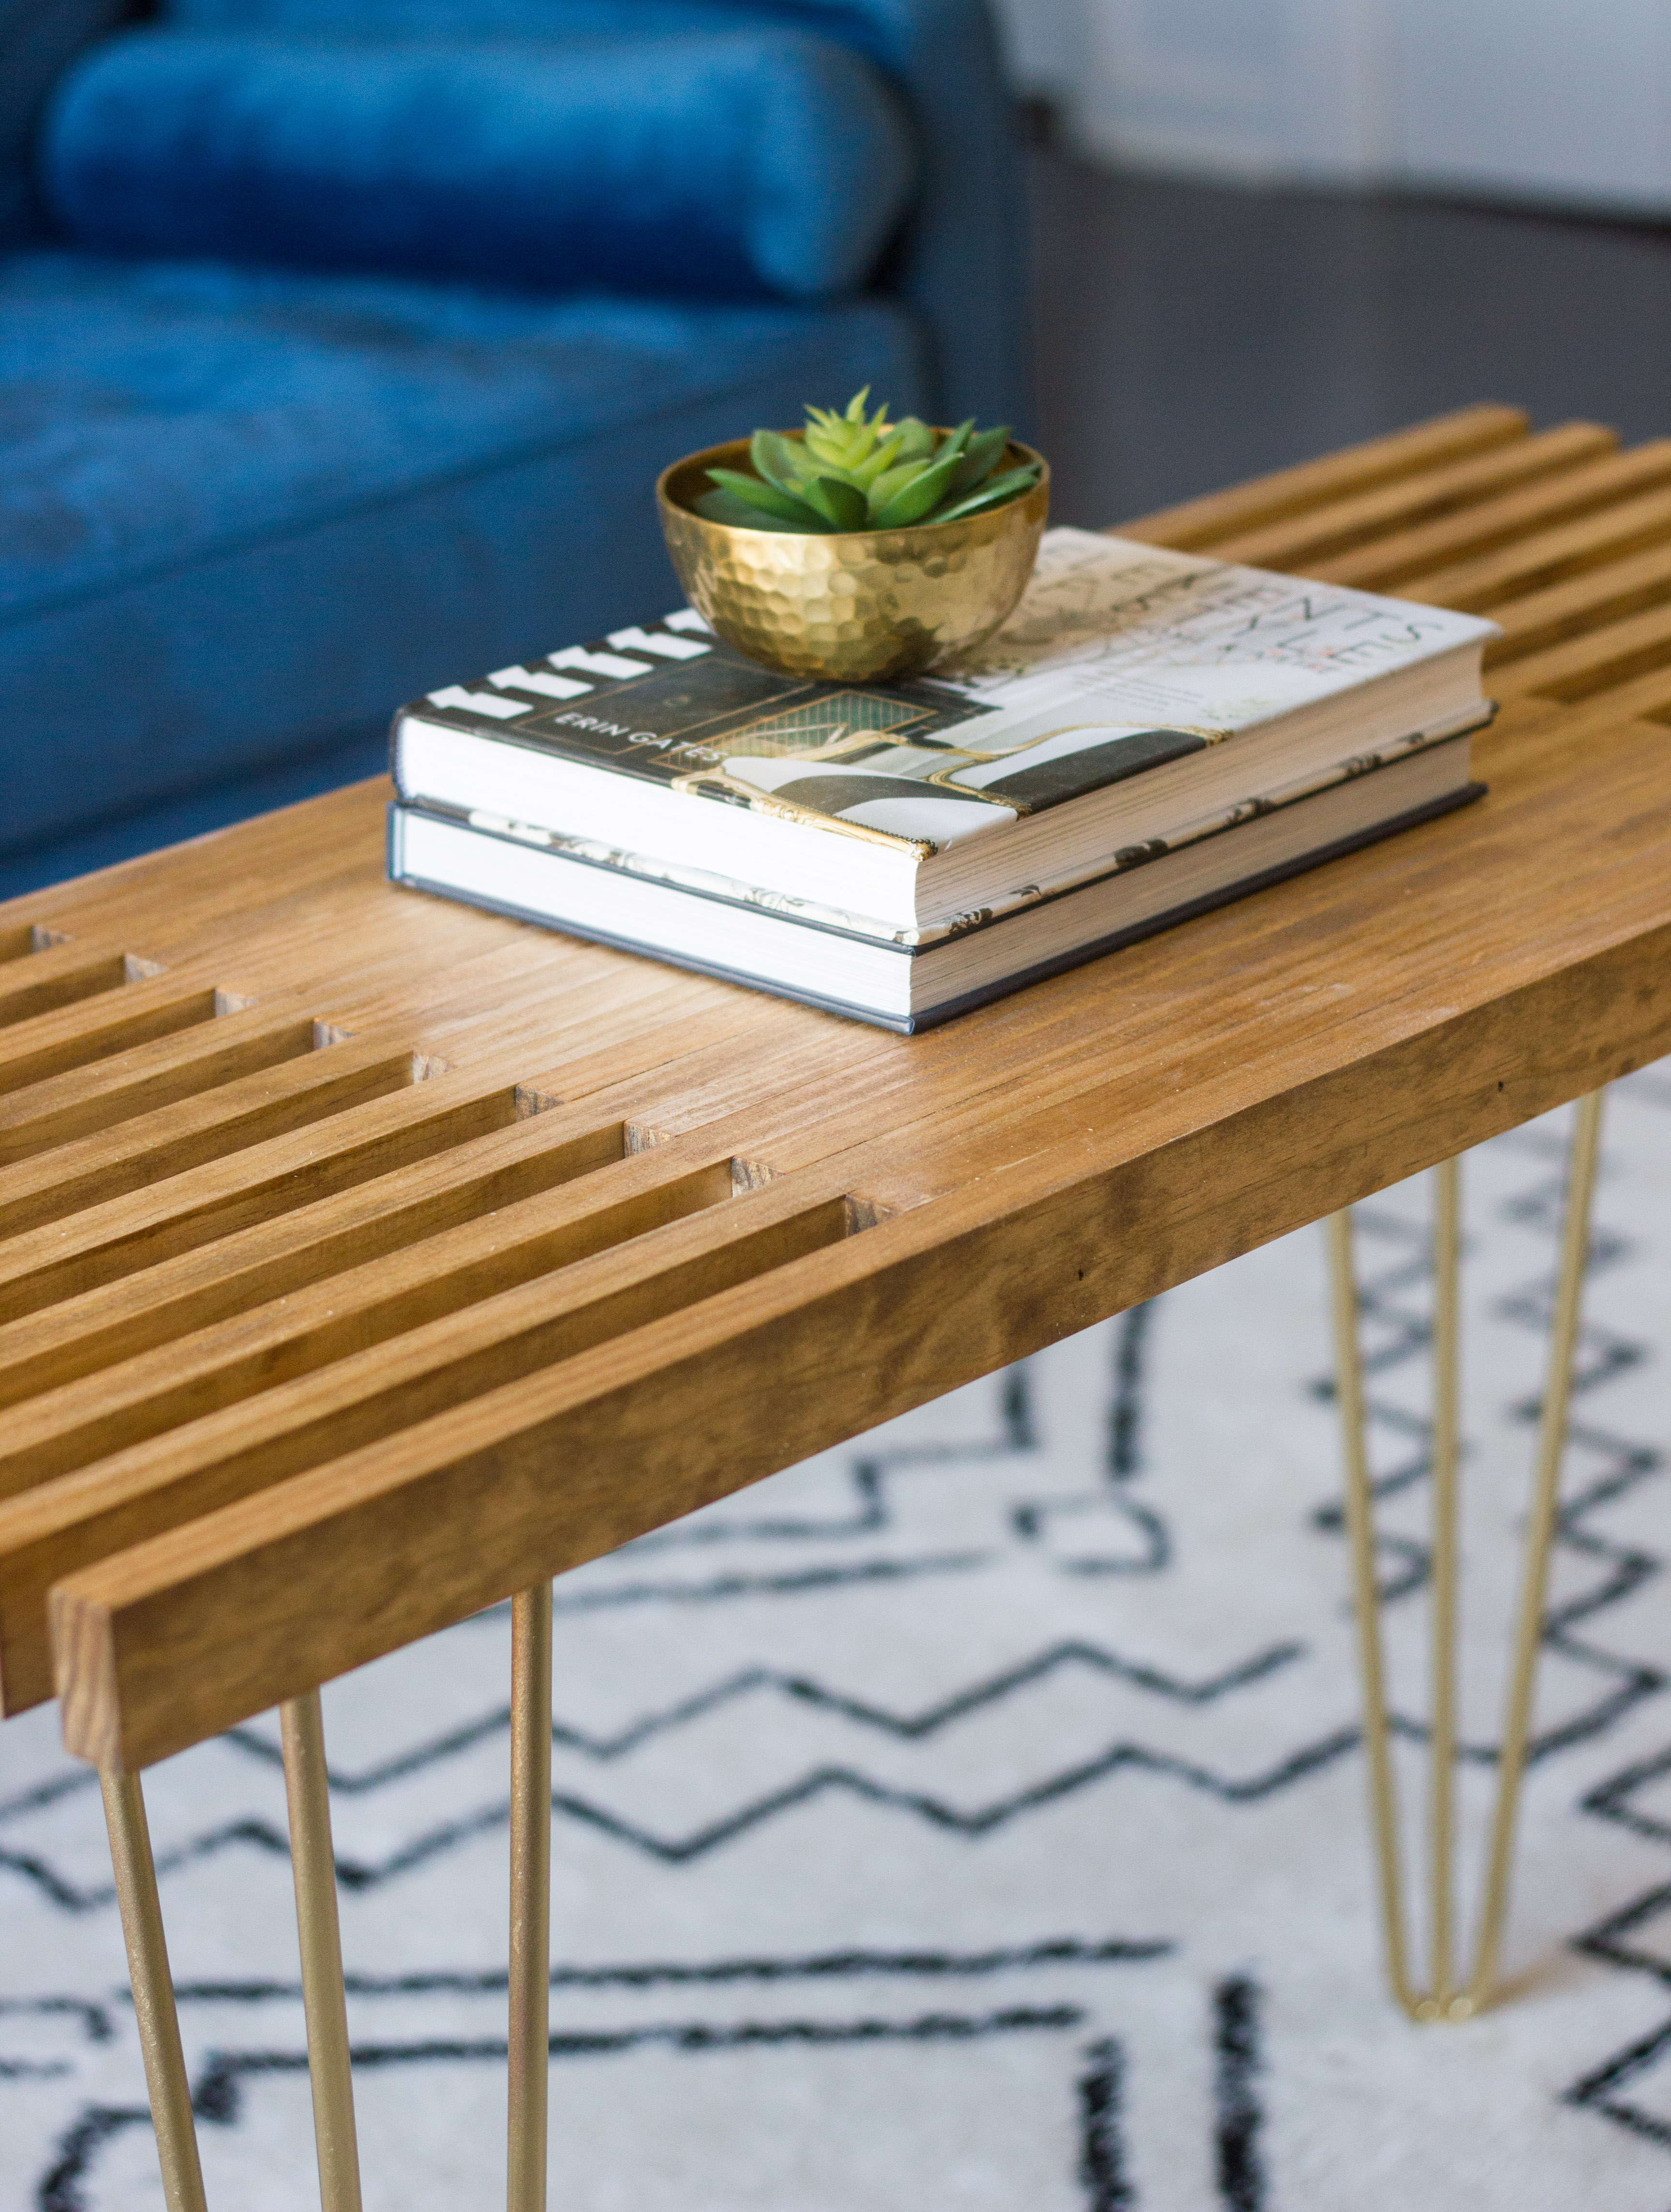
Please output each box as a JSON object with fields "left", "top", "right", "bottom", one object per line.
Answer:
{"left": 2, "top": 1073, "right": 1670, "bottom": 2211}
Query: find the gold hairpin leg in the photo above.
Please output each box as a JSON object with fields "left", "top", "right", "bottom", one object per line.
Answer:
{"left": 507, "top": 1580, "right": 554, "bottom": 2212}
{"left": 100, "top": 1769, "right": 209, "bottom": 2212}
{"left": 1327, "top": 1088, "right": 1605, "bottom": 2020}
{"left": 280, "top": 1690, "right": 363, "bottom": 2212}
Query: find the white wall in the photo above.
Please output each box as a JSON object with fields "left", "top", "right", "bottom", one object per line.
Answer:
{"left": 1015, "top": 0, "right": 1671, "bottom": 214}
{"left": 987, "top": 0, "right": 1084, "bottom": 99}
{"left": 1391, "top": 0, "right": 1671, "bottom": 211}
{"left": 1069, "top": 0, "right": 1392, "bottom": 181}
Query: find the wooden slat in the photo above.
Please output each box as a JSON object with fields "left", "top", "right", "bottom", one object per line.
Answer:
{"left": 1117, "top": 403, "right": 1528, "bottom": 548}
{"left": 6, "top": 405, "right": 1671, "bottom": 1771}
{"left": 0, "top": 1146, "right": 740, "bottom": 1499}
{"left": 1396, "top": 483, "right": 1671, "bottom": 614}
{"left": 0, "top": 981, "right": 776, "bottom": 1326}
{"left": 0, "top": 1095, "right": 622, "bottom": 1374}
{"left": 0, "top": 989, "right": 1040, "bottom": 1405}
{"left": 1307, "top": 442, "right": 1671, "bottom": 592}
{"left": 0, "top": 924, "right": 71, "bottom": 965}
{"left": 0, "top": 1035, "right": 425, "bottom": 1237}
{"left": 52, "top": 871, "right": 1671, "bottom": 1770}
{"left": 1491, "top": 600, "right": 1671, "bottom": 701}
{"left": 0, "top": 950, "right": 682, "bottom": 1237}
{"left": 0, "top": 1179, "right": 855, "bottom": 1712}
{"left": 0, "top": 878, "right": 614, "bottom": 1160}
{"left": 0, "top": 1004, "right": 322, "bottom": 1166}
{"left": 1201, "top": 422, "right": 1616, "bottom": 571}
{"left": 1483, "top": 540, "right": 1671, "bottom": 664}
{"left": 0, "top": 947, "right": 163, "bottom": 1032}
{"left": 0, "top": 981, "right": 231, "bottom": 1099}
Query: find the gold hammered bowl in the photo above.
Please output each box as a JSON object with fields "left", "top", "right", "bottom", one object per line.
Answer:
{"left": 656, "top": 435, "right": 1050, "bottom": 682}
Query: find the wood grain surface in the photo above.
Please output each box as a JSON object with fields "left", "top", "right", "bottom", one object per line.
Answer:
{"left": 5, "top": 407, "right": 1669, "bottom": 1770}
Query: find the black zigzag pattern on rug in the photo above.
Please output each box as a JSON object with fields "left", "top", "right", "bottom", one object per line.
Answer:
{"left": 1, "top": 1641, "right": 1330, "bottom": 1909}
{"left": 1296, "top": 1091, "right": 1671, "bottom": 2165}
{"left": 30, "top": 1937, "right": 1188, "bottom": 2212}
{"left": 4, "top": 1097, "right": 1663, "bottom": 2208}
{"left": 1405, "top": 1082, "right": 1671, "bottom": 2162}
{"left": 1304, "top": 1128, "right": 1665, "bottom": 1765}
{"left": 29, "top": 1955, "right": 1275, "bottom": 2212}
{"left": 5, "top": 1300, "right": 1271, "bottom": 2210}
{"left": 1, "top": 1308, "right": 1345, "bottom": 1915}
{"left": 1566, "top": 1883, "right": 1671, "bottom": 2147}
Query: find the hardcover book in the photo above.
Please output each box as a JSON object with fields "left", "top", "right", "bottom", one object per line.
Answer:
{"left": 391, "top": 528, "right": 1497, "bottom": 936}
{"left": 388, "top": 528, "right": 1496, "bottom": 1028}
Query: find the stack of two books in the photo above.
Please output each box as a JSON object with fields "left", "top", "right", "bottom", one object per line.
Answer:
{"left": 387, "top": 529, "right": 1497, "bottom": 1032}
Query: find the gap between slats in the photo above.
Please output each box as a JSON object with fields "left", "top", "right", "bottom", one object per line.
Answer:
{"left": 0, "top": 1074, "right": 569, "bottom": 1324}
{"left": 0, "top": 985, "right": 240, "bottom": 1100}
{"left": 1201, "top": 421, "right": 1616, "bottom": 571}
{"left": 0, "top": 1146, "right": 746, "bottom": 1496}
{"left": 0, "top": 1038, "right": 427, "bottom": 1234}
{"left": 1364, "top": 476, "right": 1671, "bottom": 611}
{"left": 0, "top": 1180, "right": 862, "bottom": 1714}
{"left": 1309, "top": 441, "right": 1671, "bottom": 594}
{"left": 1484, "top": 541, "right": 1671, "bottom": 666}
{"left": 0, "top": 949, "right": 168, "bottom": 1032}
{"left": 0, "top": 924, "right": 72, "bottom": 964}
{"left": 1493, "top": 600, "right": 1671, "bottom": 703}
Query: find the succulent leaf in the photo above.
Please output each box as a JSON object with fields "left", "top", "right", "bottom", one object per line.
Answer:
{"left": 694, "top": 487, "right": 829, "bottom": 533}
{"left": 698, "top": 391, "right": 1040, "bottom": 536}
{"left": 865, "top": 457, "right": 925, "bottom": 517}
{"left": 925, "top": 463, "right": 1041, "bottom": 526}
{"left": 750, "top": 429, "right": 812, "bottom": 496}
{"left": 949, "top": 424, "right": 1010, "bottom": 498}
{"left": 804, "top": 425, "right": 852, "bottom": 471}
{"left": 706, "top": 466, "right": 829, "bottom": 529}
{"left": 845, "top": 429, "right": 907, "bottom": 490}
{"left": 806, "top": 387, "right": 896, "bottom": 474}
{"left": 801, "top": 473, "right": 869, "bottom": 531}
{"left": 869, "top": 426, "right": 976, "bottom": 529}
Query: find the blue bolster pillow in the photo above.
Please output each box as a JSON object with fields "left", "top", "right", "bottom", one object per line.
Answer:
{"left": 40, "top": 26, "right": 918, "bottom": 299}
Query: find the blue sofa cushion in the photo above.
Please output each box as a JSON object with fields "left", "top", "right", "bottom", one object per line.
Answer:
{"left": 42, "top": 24, "right": 917, "bottom": 299}
{"left": 0, "top": 0, "right": 132, "bottom": 245}
{"left": 0, "top": 248, "right": 924, "bottom": 855}
{"left": 63, "top": 0, "right": 1027, "bottom": 436}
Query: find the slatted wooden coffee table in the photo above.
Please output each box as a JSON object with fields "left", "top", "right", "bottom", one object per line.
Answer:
{"left": 4, "top": 403, "right": 1670, "bottom": 2210}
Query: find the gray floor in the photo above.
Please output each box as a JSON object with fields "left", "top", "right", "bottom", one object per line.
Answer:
{"left": 1031, "top": 150, "right": 1671, "bottom": 528}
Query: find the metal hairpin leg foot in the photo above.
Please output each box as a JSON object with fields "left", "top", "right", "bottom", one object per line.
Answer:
{"left": 1326, "top": 1089, "right": 1605, "bottom": 2021}
{"left": 281, "top": 1690, "right": 364, "bottom": 2211}
{"left": 508, "top": 1580, "right": 554, "bottom": 2212}
{"left": 100, "top": 1769, "right": 209, "bottom": 2212}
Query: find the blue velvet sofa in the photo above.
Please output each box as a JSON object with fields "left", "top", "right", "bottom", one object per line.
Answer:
{"left": 1, "top": 0, "right": 1027, "bottom": 894}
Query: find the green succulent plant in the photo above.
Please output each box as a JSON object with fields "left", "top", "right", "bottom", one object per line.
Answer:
{"left": 694, "top": 387, "right": 1041, "bottom": 535}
